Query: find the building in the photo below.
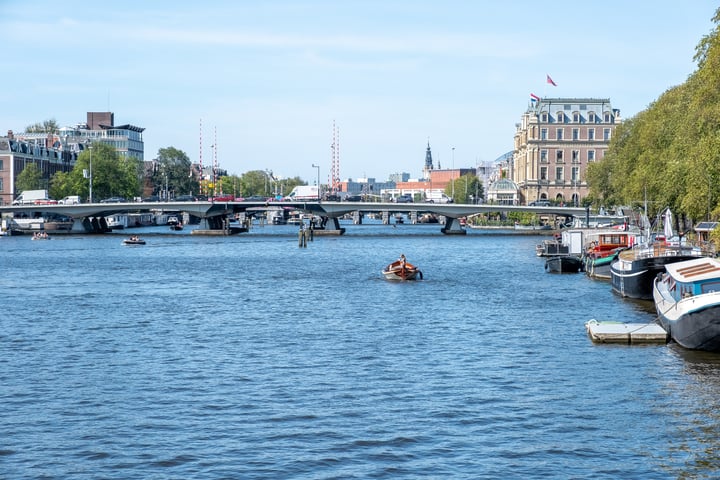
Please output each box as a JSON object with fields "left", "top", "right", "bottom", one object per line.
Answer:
{"left": 512, "top": 97, "right": 620, "bottom": 206}
{"left": 0, "top": 130, "right": 80, "bottom": 205}
{"left": 0, "top": 112, "right": 145, "bottom": 204}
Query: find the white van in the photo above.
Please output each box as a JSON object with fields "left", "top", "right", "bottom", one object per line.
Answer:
{"left": 58, "top": 195, "right": 81, "bottom": 205}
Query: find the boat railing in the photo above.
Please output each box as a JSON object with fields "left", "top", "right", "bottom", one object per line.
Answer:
{"left": 625, "top": 241, "right": 715, "bottom": 260}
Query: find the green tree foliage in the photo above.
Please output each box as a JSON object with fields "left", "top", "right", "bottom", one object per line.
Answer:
{"left": 238, "top": 171, "right": 305, "bottom": 197}
{"left": 50, "top": 142, "right": 142, "bottom": 201}
{"left": 152, "top": 147, "right": 198, "bottom": 198}
{"left": 25, "top": 119, "right": 59, "bottom": 133}
{"left": 587, "top": 7, "right": 720, "bottom": 224}
{"left": 15, "top": 163, "right": 43, "bottom": 192}
{"left": 445, "top": 173, "right": 483, "bottom": 204}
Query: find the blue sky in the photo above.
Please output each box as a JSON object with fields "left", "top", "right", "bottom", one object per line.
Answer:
{"left": 1, "top": 1, "right": 716, "bottom": 184}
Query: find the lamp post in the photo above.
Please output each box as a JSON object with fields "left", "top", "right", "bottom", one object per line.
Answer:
{"left": 86, "top": 141, "right": 93, "bottom": 203}
{"left": 312, "top": 164, "right": 320, "bottom": 201}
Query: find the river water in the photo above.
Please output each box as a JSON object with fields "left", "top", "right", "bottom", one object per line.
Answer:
{"left": 2, "top": 222, "right": 720, "bottom": 479}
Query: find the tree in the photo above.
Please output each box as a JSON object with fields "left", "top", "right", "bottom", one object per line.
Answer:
{"left": 587, "top": 7, "right": 720, "bottom": 228}
{"left": 50, "top": 142, "right": 142, "bottom": 201}
{"left": 25, "top": 119, "right": 59, "bottom": 133}
{"left": 151, "top": 147, "right": 198, "bottom": 199}
{"left": 445, "top": 173, "right": 483, "bottom": 204}
{"left": 15, "top": 163, "right": 43, "bottom": 192}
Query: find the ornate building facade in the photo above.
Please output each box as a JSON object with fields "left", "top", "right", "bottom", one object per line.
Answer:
{"left": 512, "top": 97, "right": 620, "bottom": 206}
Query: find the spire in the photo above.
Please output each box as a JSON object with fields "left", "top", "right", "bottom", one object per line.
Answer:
{"left": 425, "top": 139, "right": 434, "bottom": 171}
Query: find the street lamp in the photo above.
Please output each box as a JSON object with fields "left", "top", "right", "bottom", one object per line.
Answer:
{"left": 311, "top": 164, "right": 320, "bottom": 201}
{"left": 84, "top": 141, "right": 93, "bottom": 203}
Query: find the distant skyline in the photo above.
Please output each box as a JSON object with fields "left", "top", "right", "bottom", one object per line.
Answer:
{"left": 1, "top": 1, "right": 717, "bottom": 184}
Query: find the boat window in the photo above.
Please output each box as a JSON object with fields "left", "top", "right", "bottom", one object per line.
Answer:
{"left": 702, "top": 281, "right": 720, "bottom": 294}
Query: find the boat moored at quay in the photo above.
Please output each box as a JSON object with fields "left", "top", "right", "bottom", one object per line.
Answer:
{"left": 653, "top": 257, "right": 720, "bottom": 351}
{"left": 610, "top": 209, "right": 714, "bottom": 300}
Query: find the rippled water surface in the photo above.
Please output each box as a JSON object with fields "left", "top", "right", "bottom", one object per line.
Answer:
{"left": 3, "top": 223, "right": 720, "bottom": 479}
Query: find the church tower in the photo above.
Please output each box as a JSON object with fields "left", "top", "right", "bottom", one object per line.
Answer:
{"left": 423, "top": 140, "right": 434, "bottom": 180}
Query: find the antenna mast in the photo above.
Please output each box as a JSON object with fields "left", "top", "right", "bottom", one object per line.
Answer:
{"left": 199, "top": 118, "right": 203, "bottom": 195}
{"left": 213, "top": 126, "right": 220, "bottom": 195}
{"left": 330, "top": 121, "right": 340, "bottom": 194}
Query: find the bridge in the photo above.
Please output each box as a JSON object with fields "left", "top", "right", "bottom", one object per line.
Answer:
{"left": 0, "top": 201, "right": 587, "bottom": 235}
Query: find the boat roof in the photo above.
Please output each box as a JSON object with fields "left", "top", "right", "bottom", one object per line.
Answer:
{"left": 665, "top": 257, "right": 720, "bottom": 283}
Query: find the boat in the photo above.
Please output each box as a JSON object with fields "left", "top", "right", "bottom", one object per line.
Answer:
{"left": 31, "top": 231, "right": 51, "bottom": 240}
{"left": 610, "top": 208, "right": 713, "bottom": 300}
{"left": 382, "top": 255, "right": 423, "bottom": 281}
{"left": 122, "top": 236, "right": 146, "bottom": 245}
{"left": 545, "top": 255, "right": 583, "bottom": 273}
{"left": 653, "top": 257, "right": 720, "bottom": 351}
{"left": 170, "top": 221, "right": 184, "bottom": 231}
{"left": 583, "top": 230, "right": 637, "bottom": 280}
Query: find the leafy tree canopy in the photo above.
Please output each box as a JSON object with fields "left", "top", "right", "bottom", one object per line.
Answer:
{"left": 25, "top": 119, "right": 60, "bottom": 133}
{"left": 587, "top": 7, "right": 720, "bottom": 225}
{"left": 152, "top": 147, "right": 198, "bottom": 198}
{"left": 50, "top": 142, "right": 142, "bottom": 201}
{"left": 15, "top": 163, "right": 43, "bottom": 192}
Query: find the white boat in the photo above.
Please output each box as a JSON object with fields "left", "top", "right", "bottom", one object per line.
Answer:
{"left": 653, "top": 257, "right": 720, "bottom": 351}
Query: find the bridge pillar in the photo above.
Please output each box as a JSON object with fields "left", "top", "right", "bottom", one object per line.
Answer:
{"left": 316, "top": 216, "right": 345, "bottom": 235}
{"left": 382, "top": 210, "right": 390, "bottom": 225}
{"left": 353, "top": 211, "right": 362, "bottom": 224}
{"left": 410, "top": 211, "right": 418, "bottom": 224}
{"left": 440, "top": 217, "right": 466, "bottom": 235}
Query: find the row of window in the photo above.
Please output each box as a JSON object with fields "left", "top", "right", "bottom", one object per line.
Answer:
{"left": 538, "top": 127, "right": 612, "bottom": 141}
{"left": 539, "top": 111, "right": 614, "bottom": 124}
{"left": 539, "top": 149, "right": 597, "bottom": 163}
{"left": 539, "top": 166, "right": 581, "bottom": 183}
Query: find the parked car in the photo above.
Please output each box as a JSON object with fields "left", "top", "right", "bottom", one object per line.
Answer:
{"left": 396, "top": 194, "right": 414, "bottom": 203}
{"left": 142, "top": 195, "right": 160, "bottom": 202}
{"left": 529, "top": 200, "right": 551, "bottom": 206}
{"left": 344, "top": 194, "right": 363, "bottom": 202}
{"left": 100, "top": 196, "right": 127, "bottom": 203}
{"left": 174, "top": 195, "right": 197, "bottom": 201}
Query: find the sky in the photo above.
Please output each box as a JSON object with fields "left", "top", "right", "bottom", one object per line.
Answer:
{"left": 1, "top": 1, "right": 717, "bottom": 184}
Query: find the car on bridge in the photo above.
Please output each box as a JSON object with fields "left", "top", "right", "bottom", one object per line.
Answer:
{"left": 529, "top": 200, "right": 551, "bottom": 206}
{"left": 396, "top": 194, "right": 414, "bottom": 203}
{"left": 100, "top": 196, "right": 127, "bottom": 203}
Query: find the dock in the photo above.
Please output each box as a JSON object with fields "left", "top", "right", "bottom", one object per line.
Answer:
{"left": 585, "top": 319, "right": 668, "bottom": 345}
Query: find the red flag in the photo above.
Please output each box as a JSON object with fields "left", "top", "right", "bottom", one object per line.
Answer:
{"left": 546, "top": 74, "right": 557, "bottom": 86}
{"left": 530, "top": 93, "right": 540, "bottom": 101}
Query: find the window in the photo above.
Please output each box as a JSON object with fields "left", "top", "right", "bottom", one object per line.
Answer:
{"left": 571, "top": 150, "right": 580, "bottom": 163}
{"left": 556, "top": 150, "right": 564, "bottom": 162}
{"left": 540, "top": 167, "right": 548, "bottom": 180}
{"left": 604, "top": 112, "right": 612, "bottom": 122}
{"left": 572, "top": 166, "right": 580, "bottom": 181}
{"left": 541, "top": 128, "right": 548, "bottom": 140}
{"left": 540, "top": 150, "right": 548, "bottom": 162}
{"left": 588, "top": 150, "right": 595, "bottom": 162}
{"left": 603, "top": 128, "right": 611, "bottom": 140}
{"left": 588, "top": 111, "right": 596, "bottom": 123}
{"left": 556, "top": 128, "right": 563, "bottom": 140}
{"left": 0, "top": 178, "right": 3, "bottom": 192}
{"left": 541, "top": 113, "right": 548, "bottom": 122}
{"left": 573, "top": 112, "right": 580, "bottom": 123}
{"left": 557, "top": 112, "right": 564, "bottom": 123}
{"left": 588, "top": 128, "right": 595, "bottom": 140}
{"left": 572, "top": 128, "right": 579, "bottom": 140}
{"left": 0, "top": 159, "right": 3, "bottom": 170}
{"left": 555, "top": 166, "right": 564, "bottom": 181}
